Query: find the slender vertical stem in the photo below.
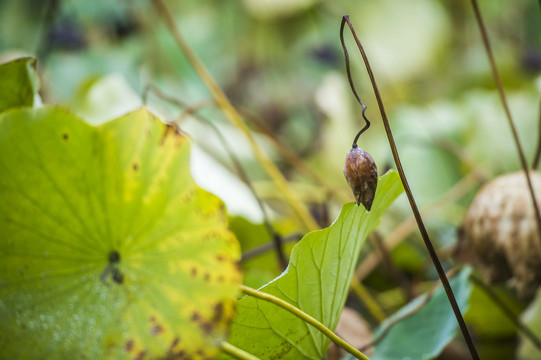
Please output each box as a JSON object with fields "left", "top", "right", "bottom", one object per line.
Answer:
{"left": 533, "top": 99, "right": 541, "bottom": 169}
{"left": 151, "top": 0, "right": 319, "bottom": 231}
{"left": 470, "top": 0, "right": 541, "bottom": 243}
{"left": 340, "top": 16, "right": 479, "bottom": 360}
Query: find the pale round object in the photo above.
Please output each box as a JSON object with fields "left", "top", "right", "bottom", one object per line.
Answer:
{"left": 459, "top": 171, "right": 541, "bottom": 295}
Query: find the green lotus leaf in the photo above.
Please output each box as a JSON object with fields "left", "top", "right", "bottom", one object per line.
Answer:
{"left": 222, "top": 170, "right": 404, "bottom": 359}
{"left": 0, "top": 106, "right": 241, "bottom": 359}
{"left": 0, "top": 57, "right": 39, "bottom": 112}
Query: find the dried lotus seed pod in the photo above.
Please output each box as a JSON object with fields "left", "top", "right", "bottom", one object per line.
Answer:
{"left": 343, "top": 146, "right": 378, "bottom": 211}
{"left": 458, "top": 171, "right": 541, "bottom": 296}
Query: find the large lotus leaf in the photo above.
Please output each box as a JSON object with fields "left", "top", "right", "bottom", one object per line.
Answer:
{"left": 366, "top": 267, "right": 473, "bottom": 360}
{"left": 0, "top": 106, "right": 241, "bottom": 359}
{"left": 222, "top": 171, "right": 404, "bottom": 359}
{"left": 0, "top": 57, "right": 39, "bottom": 112}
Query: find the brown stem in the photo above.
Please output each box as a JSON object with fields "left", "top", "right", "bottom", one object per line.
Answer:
{"left": 339, "top": 26, "right": 370, "bottom": 146}
{"left": 471, "top": 274, "right": 541, "bottom": 350}
{"left": 340, "top": 16, "right": 479, "bottom": 360}
{"left": 470, "top": 0, "right": 541, "bottom": 243}
{"left": 533, "top": 98, "right": 541, "bottom": 169}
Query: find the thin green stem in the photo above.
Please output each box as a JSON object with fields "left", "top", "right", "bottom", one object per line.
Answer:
{"left": 470, "top": 0, "right": 541, "bottom": 243}
{"left": 151, "top": 0, "right": 319, "bottom": 231}
{"left": 220, "top": 341, "right": 261, "bottom": 360}
{"left": 240, "top": 284, "right": 370, "bottom": 360}
{"left": 340, "top": 15, "right": 479, "bottom": 360}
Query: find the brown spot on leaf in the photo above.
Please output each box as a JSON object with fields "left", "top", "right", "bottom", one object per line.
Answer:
{"left": 169, "top": 337, "right": 180, "bottom": 350}
{"left": 135, "top": 350, "right": 147, "bottom": 360}
{"left": 190, "top": 267, "right": 197, "bottom": 277}
{"left": 149, "top": 316, "right": 156, "bottom": 323}
{"left": 190, "top": 310, "right": 215, "bottom": 335}
{"left": 171, "top": 350, "right": 187, "bottom": 359}
{"left": 212, "top": 303, "right": 224, "bottom": 324}
{"left": 199, "top": 321, "right": 213, "bottom": 335}
{"left": 217, "top": 276, "right": 224, "bottom": 283}
{"left": 125, "top": 340, "right": 134, "bottom": 352}
{"left": 150, "top": 324, "right": 163, "bottom": 335}
{"left": 204, "top": 273, "right": 210, "bottom": 282}
{"left": 62, "top": 133, "right": 69, "bottom": 140}
{"left": 216, "top": 255, "right": 224, "bottom": 262}
{"left": 196, "top": 349, "right": 206, "bottom": 358}
{"left": 132, "top": 163, "right": 139, "bottom": 171}
{"left": 190, "top": 312, "right": 200, "bottom": 322}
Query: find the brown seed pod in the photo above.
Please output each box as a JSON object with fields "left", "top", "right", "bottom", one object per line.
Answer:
{"left": 343, "top": 146, "right": 378, "bottom": 211}
{"left": 458, "top": 171, "right": 541, "bottom": 296}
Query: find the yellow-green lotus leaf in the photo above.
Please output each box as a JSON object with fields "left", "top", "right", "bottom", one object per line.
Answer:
{"left": 0, "top": 106, "right": 241, "bottom": 359}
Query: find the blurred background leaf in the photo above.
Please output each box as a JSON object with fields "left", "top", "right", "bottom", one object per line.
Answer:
{"left": 0, "top": 57, "right": 39, "bottom": 111}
